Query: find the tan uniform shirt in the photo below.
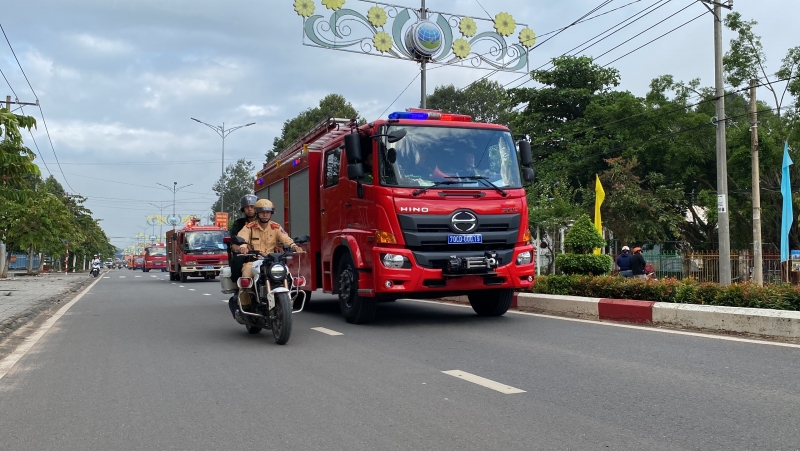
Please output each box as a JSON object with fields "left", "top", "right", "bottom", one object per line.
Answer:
{"left": 237, "top": 220, "right": 296, "bottom": 254}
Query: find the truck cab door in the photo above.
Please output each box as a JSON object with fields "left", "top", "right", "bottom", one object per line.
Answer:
{"left": 320, "top": 147, "right": 347, "bottom": 262}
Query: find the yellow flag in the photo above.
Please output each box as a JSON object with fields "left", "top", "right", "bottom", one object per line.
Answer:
{"left": 594, "top": 175, "right": 605, "bottom": 255}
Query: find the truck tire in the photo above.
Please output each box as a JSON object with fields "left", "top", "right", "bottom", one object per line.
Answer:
{"left": 179, "top": 267, "right": 187, "bottom": 283}
{"left": 337, "top": 253, "right": 376, "bottom": 324}
{"left": 468, "top": 289, "right": 513, "bottom": 317}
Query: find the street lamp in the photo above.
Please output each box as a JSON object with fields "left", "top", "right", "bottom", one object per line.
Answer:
{"left": 191, "top": 118, "right": 255, "bottom": 215}
{"left": 148, "top": 202, "right": 173, "bottom": 241}
{"left": 157, "top": 181, "right": 193, "bottom": 230}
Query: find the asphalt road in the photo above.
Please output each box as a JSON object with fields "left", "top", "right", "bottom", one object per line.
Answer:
{"left": 0, "top": 269, "right": 798, "bottom": 451}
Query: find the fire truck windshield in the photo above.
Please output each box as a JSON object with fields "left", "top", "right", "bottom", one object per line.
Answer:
{"left": 379, "top": 126, "right": 523, "bottom": 189}
{"left": 185, "top": 231, "right": 227, "bottom": 251}
{"left": 146, "top": 247, "right": 166, "bottom": 256}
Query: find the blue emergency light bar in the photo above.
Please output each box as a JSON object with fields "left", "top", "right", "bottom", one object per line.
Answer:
{"left": 388, "top": 111, "right": 472, "bottom": 122}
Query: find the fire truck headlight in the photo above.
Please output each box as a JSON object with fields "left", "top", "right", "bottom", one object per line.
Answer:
{"left": 186, "top": 261, "right": 197, "bottom": 266}
{"left": 269, "top": 264, "right": 287, "bottom": 281}
{"left": 220, "top": 260, "right": 229, "bottom": 265}
{"left": 516, "top": 251, "right": 532, "bottom": 265}
{"left": 381, "top": 253, "right": 410, "bottom": 269}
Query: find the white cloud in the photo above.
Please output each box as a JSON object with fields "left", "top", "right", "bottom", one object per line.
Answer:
{"left": 74, "top": 33, "right": 135, "bottom": 54}
{"left": 238, "top": 104, "right": 280, "bottom": 117}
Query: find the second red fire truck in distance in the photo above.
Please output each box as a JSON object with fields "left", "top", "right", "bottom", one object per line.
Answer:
{"left": 253, "top": 109, "right": 536, "bottom": 324}
{"left": 142, "top": 242, "right": 167, "bottom": 272}
{"left": 166, "top": 218, "right": 229, "bottom": 283}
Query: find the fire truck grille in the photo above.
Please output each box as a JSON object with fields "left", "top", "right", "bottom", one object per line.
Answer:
{"left": 398, "top": 213, "right": 521, "bottom": 268}
{"left": 197, "top": 258, "right": 220, "bottom": 265}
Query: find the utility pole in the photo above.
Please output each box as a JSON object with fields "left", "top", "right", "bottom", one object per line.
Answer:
{"left": 148, "top": 203, "right": 173, "bottom": 242}
{"left": 701, "top": 0, "right": 733, "bottom": 285}
{"left": 420, "top": 0, "right": 427, "bottom": 108}
{"left": 157, "top": 182, "right": 192, "bottom": 230}
{"left": 750, "top": 78, "right": 763, "bottom": 286}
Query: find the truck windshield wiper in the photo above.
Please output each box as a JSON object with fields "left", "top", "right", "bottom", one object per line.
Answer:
{"left": 445, "top": 175, "right": 508, "bottom": 197}
{"left": 411, "top": 180, "right": 461, "bottom": 196}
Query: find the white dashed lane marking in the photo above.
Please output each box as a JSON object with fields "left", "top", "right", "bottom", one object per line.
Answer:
{"left": 442, "top": 370, "right": 526, "bottom": 394}
{"left": 103, "top": 277, "right": 110, "bottom": 279}
{"left": 179, "top": 286, "right": 185, "bottom": 288}
{"left": 203, "top": 294, "right": 211, "bottom": 296}
{"left": 135, "top": 276, "right": 141, "bottom": 278}
{"left": 311, "top": 327, "right": 343, "bottom": 336}
{"left": 119, "top": 276, "right": 126, "bottom": 278}
{"left": 188, "top": 289, "right": 195, "bottom": 291}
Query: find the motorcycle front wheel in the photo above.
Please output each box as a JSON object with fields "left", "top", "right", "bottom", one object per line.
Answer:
{"left": 271, "top": 292, "right": 293, "bottom": 345}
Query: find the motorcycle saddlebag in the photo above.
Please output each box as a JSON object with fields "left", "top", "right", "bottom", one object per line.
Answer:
{"left": 220, "top": 267, "right": 238, "bottom": 294}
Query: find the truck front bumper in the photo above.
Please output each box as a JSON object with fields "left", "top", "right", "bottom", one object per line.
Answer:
{"left": 363, "top": 246, "right": 535, "bottom": 296}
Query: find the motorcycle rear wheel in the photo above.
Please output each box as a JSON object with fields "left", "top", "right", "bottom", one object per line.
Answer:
{"left": 271, "top": 292, "right": 293, "bottom": 345}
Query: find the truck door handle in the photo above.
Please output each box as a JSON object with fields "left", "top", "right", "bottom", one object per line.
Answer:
{"left": 344, "top": 203, "right": 352, "bottom": 207}
{"left": 320, "top": 208, "right": 326, "bottom": 213}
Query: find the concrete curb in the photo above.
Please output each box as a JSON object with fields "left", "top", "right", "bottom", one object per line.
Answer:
{"left": 516, "top": 292, "right": 800, "bottom": 340}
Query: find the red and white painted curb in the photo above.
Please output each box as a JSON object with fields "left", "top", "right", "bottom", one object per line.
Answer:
{"left": 515, "top": 293, "right": 800, "bottom": 340}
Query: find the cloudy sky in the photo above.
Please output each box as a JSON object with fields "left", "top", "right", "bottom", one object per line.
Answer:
{"left": 1, "top": 0, "right": 797, "bottom": 250}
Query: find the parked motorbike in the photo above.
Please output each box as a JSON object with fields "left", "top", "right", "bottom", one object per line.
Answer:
{"left": 220, "top": 235, "right": 310, "bottom": 345}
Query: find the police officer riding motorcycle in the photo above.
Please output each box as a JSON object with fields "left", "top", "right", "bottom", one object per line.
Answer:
{"left": 222, "top": 198, "right": 308, "bottom": 344}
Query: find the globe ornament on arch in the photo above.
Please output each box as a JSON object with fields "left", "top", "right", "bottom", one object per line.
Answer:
{"left": 404, "top": 20, "right": 443, "bottom": 60}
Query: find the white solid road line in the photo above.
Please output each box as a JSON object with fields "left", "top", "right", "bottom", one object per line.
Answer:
{"left": 442, "top": 370, "right": 526, "bottom": 394}
{"left": 410, "top": 299, "right": 800, "bottom": 349}
{"left": 311, "top": 327, "right": 343, "bottom": 336}
{"left": 0, "top": 274, "right": 104, "bottom": 381}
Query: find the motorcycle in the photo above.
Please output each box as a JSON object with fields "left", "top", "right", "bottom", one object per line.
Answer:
{"left": 220, "top": 235, "right": 310, "bottom": 345}
{"left": 90, "top": 261, "right": 101, "bottom": 277}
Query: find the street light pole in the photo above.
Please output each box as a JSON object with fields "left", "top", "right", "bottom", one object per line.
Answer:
{"left": 190, "top": 118, "right": 255, "bottom": 216}
{"left": 156, "top": 182, "right": 193, "bottom": 230}
{"left": 148, "top": 203, "right": 174, "bottom": 242}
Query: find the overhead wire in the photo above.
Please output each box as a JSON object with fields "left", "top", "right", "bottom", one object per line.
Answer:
{"left": 0, "top": 22, "right": 74, "bottom": 191}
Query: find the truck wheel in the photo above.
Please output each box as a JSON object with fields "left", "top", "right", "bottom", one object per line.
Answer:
{"left": 468, "top": 289, "right": 514, "bottom": 317}
{"left": 337, "top": 254, "right": 376, "bottom": 324}
{"left": 179, "top": 267, "right": 187, "bottom": 283}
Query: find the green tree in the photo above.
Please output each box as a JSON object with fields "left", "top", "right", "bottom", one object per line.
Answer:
{"left": 211, "top": 158, "right": 256, "bottom": 220}
{"left": 267, "top": 94, "right": 361, "bottom": 160}
{"left": 426, "top": 78, "right": 512, "bottom": 125}
{"left": 0, "top": 109, "right": 39, "bottom": 201}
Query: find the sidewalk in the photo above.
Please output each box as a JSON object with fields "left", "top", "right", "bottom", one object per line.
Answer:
{"left": 0, "top": 272, "right": 97, "bottom": 341}
{"left": 441, "top": 292, "right": 800, "bottom": 342}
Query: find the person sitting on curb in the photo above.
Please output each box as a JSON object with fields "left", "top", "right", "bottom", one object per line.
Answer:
{"left": 631, "top": 247, "right": 647, "bottom": 280}
{"left": 616, "top": 246, "right": 633, "bottom": 278}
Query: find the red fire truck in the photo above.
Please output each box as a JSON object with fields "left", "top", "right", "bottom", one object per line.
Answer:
{"left": 253, "top": 110, "right": 536, "bottom": 324}
{"left": 166, "top": 218, "right": 229, "bottom": 283}
{"left": 142, "top": 242, "right": 167, "bottom": 272}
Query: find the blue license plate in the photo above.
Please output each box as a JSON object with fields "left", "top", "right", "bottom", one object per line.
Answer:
{"left": 203, "top": 266, "right": 214, "bottom": 269}
{"left": 448, "top": 234, "right": 482, "bottom": 244}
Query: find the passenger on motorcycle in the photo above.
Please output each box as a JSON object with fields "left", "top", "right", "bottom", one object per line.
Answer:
{"left": 230, "top": 194, "right": 258, "bottom": 238}
{"left": 234, "top": 198, "right": 304, "bottom": 312}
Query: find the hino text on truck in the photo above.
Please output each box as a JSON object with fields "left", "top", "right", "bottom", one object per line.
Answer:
{"left": 254, "top": 109, "right": 536, "bottom": 324}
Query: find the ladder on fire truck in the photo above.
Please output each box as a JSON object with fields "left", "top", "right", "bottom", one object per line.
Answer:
{"left": 259, "top": 117, "right": 356, "bottom": 176}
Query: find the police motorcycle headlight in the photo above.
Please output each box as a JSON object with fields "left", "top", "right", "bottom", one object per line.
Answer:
{"left": 268, "top": 263, "right": 288, "bottom": 281}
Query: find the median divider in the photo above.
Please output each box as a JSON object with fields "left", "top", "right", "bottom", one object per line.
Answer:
{"left": 515, "top": 292, "right": 800, "bottom": 340}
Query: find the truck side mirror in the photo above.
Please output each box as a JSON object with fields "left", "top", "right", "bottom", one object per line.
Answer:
{"left": 344, "top": 133, "right": 362, "bottom": 165}
{"left": 518, "top": 140, "right": 532, "bottom": 167}
{"left": 347, "top": 162, "right": 364, "bottom": 180}
{"left": 522, "top": 167, "right": 535, "bottom": 183}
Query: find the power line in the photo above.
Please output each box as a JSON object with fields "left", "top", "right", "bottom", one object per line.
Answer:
{"left": 0, "top": 21, "right": 74, "bottom": 192}
{"left": 378, "top": 72, "right": 421, "bottom": 119}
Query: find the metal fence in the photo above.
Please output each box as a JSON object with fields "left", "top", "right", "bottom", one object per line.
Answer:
{"left": 4, "top": 253, "right": 42, "bottom": 270}
{"left": 535, "top": 249, "right": 786, "bottom": 285}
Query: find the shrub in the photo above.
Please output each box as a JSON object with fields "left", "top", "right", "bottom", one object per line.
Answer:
{"left": 555, "top": 253, "right": 613, "bottom": 276}
{"left": 555, "top": 214, "right": 610, "bottom": 275}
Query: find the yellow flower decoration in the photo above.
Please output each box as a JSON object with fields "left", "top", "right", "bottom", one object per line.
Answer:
{"left": 367, "top": 6, "right": 387, "bottom": 27}
{"left": 373, "top": 31, "right": 393, "bottom": 53}
{"left": 459, "top": 17, "right": 477, "bottom": 37}
{"left": 519, "top": 27, "right": 536, "bottom": 48}
{"left": 321, "top": 0, "right": 345, "bottom": 11}
{"left": 293, "top": 0, "right": 315, "bottom": 17}
{"left": 493, "top": 12, "right": 516, "bottom": 37}
{"left": 453, "top": 38, "right": 471, "bottom": 59}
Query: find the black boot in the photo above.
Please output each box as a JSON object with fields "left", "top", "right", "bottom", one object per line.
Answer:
{"left": 228, "top": 294, "right": 238, "bottom": 319}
